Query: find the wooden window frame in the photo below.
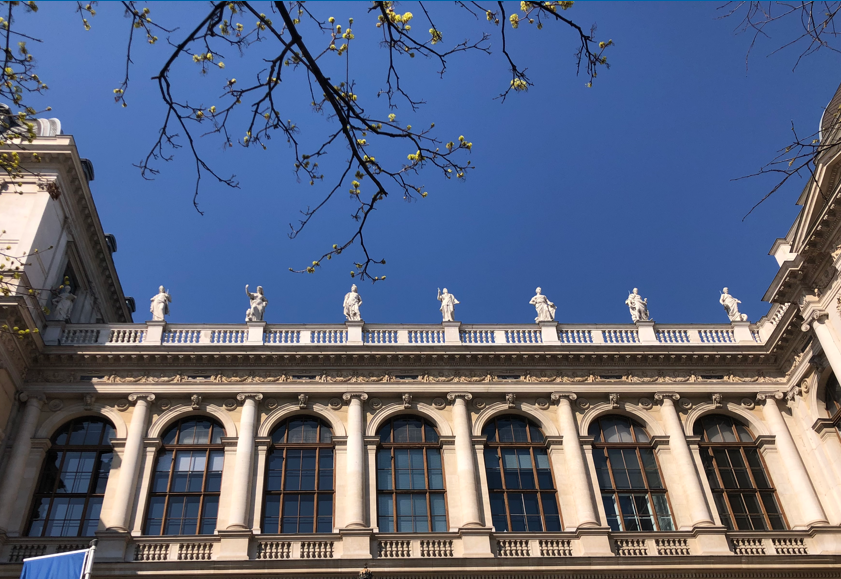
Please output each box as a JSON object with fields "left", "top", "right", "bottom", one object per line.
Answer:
{"left": 483, "top": 415, "right": 562, "bottom": 533}
{"left": 143, "top": 417, "right": 225, "bottom": 536}
{"left": 376, "top": 416, "right": 449, "bottom": 533}
{"left": 262, "top": 416, "right": 335, "bottom": 534}
{"left": 590, "top": 415, "right": 674, "bottom": 532}
{"left": 695, "top": 415, "right": 788, "bottom": 531}
{"left": 27, "top": 417, "right": 115, "bottom": 538}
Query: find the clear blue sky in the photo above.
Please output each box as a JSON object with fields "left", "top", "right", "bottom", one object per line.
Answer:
{"left": 20, "top": 2, "right": 840, "bottom": 324}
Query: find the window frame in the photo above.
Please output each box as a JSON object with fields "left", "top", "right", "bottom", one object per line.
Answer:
{"left": 27, "top": 417, "right": 115, "bottom": 538}
{"left": 695, "top": 415, "right": 788, "bottom": 532}
{"left": 143, "top": 417, "right": 225, "bottom": 536}
{"left": 376, "top": 416, "right": 449, "bottom": 533}
{"left": 262, "top": 416, "right": 335, "bottom": 534}
{"left": 589, "top": 415, "right": 674, "bottom": 532}
{"left": 482, "top": 415, "right": 563, "bottom": 533}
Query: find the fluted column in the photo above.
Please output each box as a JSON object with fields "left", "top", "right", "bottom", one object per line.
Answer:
{"left": 654, "top": 392, "right": 714, "bottom": 527}
{"left": 0, "top": 394, "right": 44, "bottom": 532}
{"left": 343, "top": 392, "right": 368, "bottom": 528}
{"left": 447, "top": 392, "right": 483, "bottom": 527}
{"left": 108, "top": 393, "right": 155, "bottom": 531}
{"left": 227, "top": 393, "right": 262, "bottom": 530}
{"left": 758, "top": 392, "right": 829, "bottom": 527}
{"left": 551, "top": 392, "right": 598, "bottom": 527}
{"left": 804, "top": 312, "right": 841, "bottom": 379}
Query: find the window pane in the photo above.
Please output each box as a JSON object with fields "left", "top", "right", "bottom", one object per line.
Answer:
{"left": 200, "top": 496, "right": 218, "bottom": 534}
{"left": 317, "top": 495, "right": 333, "bottom": 533}
{"left": 263, "top": 495, "right": 280, "bottom": 534}
{"left": 528, "top": 423, "right": 544, "bottom": 443}
{"left": 377, "top": 449, "right": 392, "bottom": 490}
{"left": 652, "top": 493, "right": 674, "bottom": 531}
{"left": 639, "top": 449, "right": 662, "bottom": 489}
{"left": 541, "top": 494, "right": 562, "bottom": 531}
{"left": 193, "top": 420, "right": 211, "bottom": 444}
{"left": 485, "top": 449, "right": 502, "bottom": 489}
{"left": 602, "top": 494, "right": 621, "bottom": 531}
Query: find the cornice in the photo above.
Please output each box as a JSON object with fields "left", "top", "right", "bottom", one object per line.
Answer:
{"left": 25, "top": 147, "right": 131, "bottom": 323}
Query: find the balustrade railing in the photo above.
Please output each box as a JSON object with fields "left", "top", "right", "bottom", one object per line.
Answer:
{"left": 0, "top": 531, "right": 823, "bottom": 564}
{"left": 46, "top": 322, "right": 768, "bottom": 348}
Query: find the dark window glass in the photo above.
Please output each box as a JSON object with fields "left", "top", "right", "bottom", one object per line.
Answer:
{"left": 694, "top": 415, "right": 787, "bottom": 531}
{"left": 482, "top": 416, "right": 561, "bottom": 533}
{"left": 589, "top": 415, "right": 673, "bottom": 531}
{"left": 377, "top": 416, "right": 447, "bottom": 532}
{"left": 144, "top": 417, "right": 225, "bottom": 535}
{"left": 263, "top": 417, "right": 334, "bottom": 534}
{"left": 28, "top": 418, "right": 115, "bottom": 537}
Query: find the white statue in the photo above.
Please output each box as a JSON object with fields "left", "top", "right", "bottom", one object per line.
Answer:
{"left": 529, "top": 287, "right": 556, "bottom": 322}
{"left": 720, "top": 287, "right": 748, "bottom": 322}
{"left": 150, "top": 286, "right": 171, "bottom": 321}
{"left": 245, "top": 284, "right": 268, "bottom": 322}
{"left": 343, "top": 284, "right": 363, "bottom": 321}
{"left": 437, "top": 288, "right": 459, "bottom": 322}
{"left": 625, "top": 288, "right": 651, "bottom": 322}
{"left": 51, "top": 285, "right": 76, "bottom": 321}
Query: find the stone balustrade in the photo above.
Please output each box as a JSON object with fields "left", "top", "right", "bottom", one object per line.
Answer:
{"left": 45, "top": 321, "right": 767, "bottom": 348}
{"left": 0, "top": 531, "right": 822, "bottom": 564}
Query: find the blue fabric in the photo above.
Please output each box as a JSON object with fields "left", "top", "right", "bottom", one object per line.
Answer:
{"left": 20, "top": 550, "right": 87, "bottom": 579}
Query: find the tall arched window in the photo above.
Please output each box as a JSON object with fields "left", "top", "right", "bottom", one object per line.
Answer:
{"left": 483, "top": 416, "right": 561, "bottom": 532}
{"left": 589, "top": 415, "right": 673, "bottom": 532}
{"left": 144, "top": 417, "right": 225, "bottom": 535}
{"left": 263, "top": 416, "right": 334, "bottom": 534}
{"left": 377, "top": 416, "right": 447, "bottom": 532}
{"left": 825, "top": 373, "right": 841, "bottom": 427}
{"left": 28, "top": 417, "right": 115, "bottom": 537}
{"left": 694, "top": 415, "right": 786, "bottom": 531}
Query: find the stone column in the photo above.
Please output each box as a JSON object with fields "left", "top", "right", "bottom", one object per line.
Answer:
{"left": 447, "top": 392, "right": 483, "bottom": 527}
{"left": 804, "top": 312, "right": 841, "bottom": 379}
{"left": 343, "top": 392, "right": 368, "bottom": 528}
{"left": 758, "top": 392, "right": 829, "bottom": 527}
{"left": 654, "top": 392, "right": 714, "bottom": 527}
{"left": 108, "top": 393, "right": 154, "bottom": 531}
{"left": 551, "top": 392, "right": 598, "bottom": 527}
{"left": 0, "top": 394, "right": 44, "bottom": 532}
{"left": 227, "top": 393, "right": 262, "bottom": 530}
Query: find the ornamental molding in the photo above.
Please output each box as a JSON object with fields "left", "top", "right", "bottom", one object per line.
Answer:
{"left": 25, "top": 367, "right": 792, "bottom": 386}
{"left": 33, "top": 351, "right": 788, "bottom": 372}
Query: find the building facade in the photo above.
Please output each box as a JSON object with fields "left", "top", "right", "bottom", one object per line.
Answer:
{"left": 2, "top": 91, "right": 841, "bottom": 579}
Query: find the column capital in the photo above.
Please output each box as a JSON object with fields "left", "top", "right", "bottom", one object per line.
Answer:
{"left": 756, "top": 391, "right": 784, "bottom": 402}
{"left": 342, "top": 392, "right": 368, "bottom": 403}
{"left": 127, "top": 393, "right": 155, "bottom": 404}
{"left": 654, "top": 392, "right": 680, "bottom": 402}
{"left": 18, "top": 393, "right": 46, "bottom": 406}
{"left": 551, "top": 392, "right": 577, "bottom": 403}
{"left": 447, "top": 392, "right": 473, "bottom": 402}
{"left": 236, "top": 392, "right": 263, "bottom": 404}
{"left": 801, "top": 309, "right": 830, "bottom": 331}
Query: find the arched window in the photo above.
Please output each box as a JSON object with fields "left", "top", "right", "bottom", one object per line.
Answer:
{"left": 144, "top": 417, "right": 225, "bottom": 535}
{"left": 694, "top": 415, "right": 786, "bottom": 531}
{"left": 377, "top": 416, "right": 447, "bottom": 532}
{"left": 589, "top": 415, "right": 673, "bottom": 532}
{"left": 263, "top": 416, "right": 334, "bottom": 534}
{"left": 28, "top": 417, "right": 115, "bottom": 537}
{"left": 483, "top": 416, "right": 561, "bottom": 532}
{"left": 825, "top": 373, "right": 841, "bottom": 425}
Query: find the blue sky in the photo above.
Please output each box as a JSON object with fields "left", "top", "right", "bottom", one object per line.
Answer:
{"left": 20, "top": 2, "right": 840, "bottom": 325}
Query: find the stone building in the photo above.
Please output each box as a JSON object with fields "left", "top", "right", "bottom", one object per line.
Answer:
{"left": 1, "top": 90, "right": 841, "bottom": 579}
